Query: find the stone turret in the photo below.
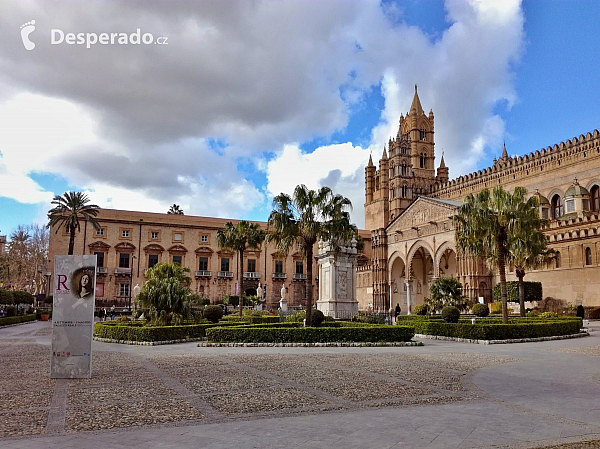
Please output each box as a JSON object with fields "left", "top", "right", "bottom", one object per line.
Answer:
{"left": 564, "top": 179, "right": 591, "bottom": 214}
{"left": 365, "top": 154, "right": 375, "bottom": 203}
{"left": 437, "top": 153, "right": 449, "bottom": 184}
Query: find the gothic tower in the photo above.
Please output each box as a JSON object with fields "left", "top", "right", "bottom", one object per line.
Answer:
{"left": 365, "top": 85, "right": 442, "bottom": 230}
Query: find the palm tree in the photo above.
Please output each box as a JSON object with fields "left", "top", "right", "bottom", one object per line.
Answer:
{"left": 267, "top": 185, "right": 356, "bottom": 326}
{"left": 47, "top": 192, "right": 100, "bottom": 255}
{"left": 506, "top": 197, "right": 554, "bottom": 316}
{"left": 454, "top": 186, "right": 528, "bottom": 324}
{"left": 216, "top": 221, "right": 266, "bottom": 316}
{"left": 168, "top": 204, "right": 184, "bottom": 215}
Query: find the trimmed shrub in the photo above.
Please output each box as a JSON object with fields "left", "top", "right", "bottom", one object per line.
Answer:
{"left": 43, "top": 295, "right": 54, "bottom": 304}
{"left": 12, "top": 291, "right": 34, "bottom": 305}
{"left": 203, "top": 305, "right": 224, "bottom": 323}
{"left": 414, "top": 304, "right": 428, "bottom": 315}
{"left": 206, "top": 324, "right": 415, "bottom": 343}
{"left": 0, "top": 314, "right": 37, "bottom": 326}
{"left": 490, "top": 302, "right": 503, "bottom": 314}
{"left": 492, "top": 281, "right": 542, "bottom": 303}
{"left": 472, "top": 303, "right": 490, "bottom": 317}
{"left": 311, "top": 309, "right": 325, "bottom": 327}
{"left": 414, "top": 319, "right": 580, "bottom": 340}
{"left": 350, "top": 311, "right": 386, "bottom": 324}
{"left": 540, "top": 311, "right": 559, "bottom": 319}
{"left": 94, "top": 321, "right": 243, "bottom": 342}
{"left": 526, "top": 310, "right": 538, "bottom": 318}
{"left": 285, "top": 309, "right": 325, "bottom": 326}
{"left": 0, "top": 289, "right": 14, "bottom": 305}
{"left": 221, "top": 315, "right": 279, "bottom": 324}
{"left": 442, "top": 306, "right": 460, "bottom": 323}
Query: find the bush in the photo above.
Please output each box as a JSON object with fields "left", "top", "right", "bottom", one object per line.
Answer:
{"left": 526, "top": 310, "right": 538, "bottom": 318}
{"left": 472, "top": 303, "right": 490, "bottom": 317}
{"left": 205, "top": 324, "right": 415, "bottom": 343}
{"left": 221, "top": 315, "right": 279, "bottom": 324}
{"left": 5, "top": 305, "right": 16, "bottom": 317}
{"left": 442, "top": 306, "right": 460, "bottom": 323}
{"left": 0, "top": 289, "right": 14, "bottom": 305}
{"left": 414, "top": 304, "right": 428, "bottom": 315}
{"left": 414, "top": 318, "right": 581, "bottom": 340}
{"left": 311, "top": 309, "right": 325, "bottom": 327}
{"left": 203, "top": 305, "right": 224, "bottom": 323}
{"left": 490, "top": 302, "right": 503, "bottom": 314}
{"left": 43, "top": 295, "right": 54, "bottom": 304}
{"left": 540, "top": 311, "right": 559, "bottom": 319}
{"left": 350, "top": 311, "right": 386, "bottom": 324}
{"left": 492, "top": 281, "right": 542, "bottom": 303}
{"left": 285, "top": 309, "right": 325, "bottom": 326}
{"left": 12, "top": 291, "right": 34, "bottom": 305}
{"left": 0, "top": 314, "right": 37, "bottom": 326}
{"left": 94, "top": 321, "right": 243, "bottom": 342}
{"left": 224, "top": 295, "right": 239, "bottom": 307}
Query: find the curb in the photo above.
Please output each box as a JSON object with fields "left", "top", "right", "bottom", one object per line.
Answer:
{"left": 93, "top": 336, "right": 205, "bottom": 346}
{"left": 197, "top": 341, "right": 423, "bottom": 347}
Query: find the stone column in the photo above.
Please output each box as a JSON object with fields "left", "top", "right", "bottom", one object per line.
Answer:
{"left": 405, "top": 281, "right": 412, "bottom": 314}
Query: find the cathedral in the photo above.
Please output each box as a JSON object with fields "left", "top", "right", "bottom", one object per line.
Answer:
{"left": 358, "top": 86, "right": 600, "bottom": 312}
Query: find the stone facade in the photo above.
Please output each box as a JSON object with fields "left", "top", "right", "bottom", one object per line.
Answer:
{"left": 362, "top": 88, "right": 600, "bottom": 311}
{"left": 48, "top": 209, "right": 334, "bottom": 310}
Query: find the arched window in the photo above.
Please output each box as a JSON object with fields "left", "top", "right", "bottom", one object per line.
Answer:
{"left": 401, "top": 163, "right": 408, "bottom": 176}
{"left": 401, "top": 185, "right": 407, "bottom": 198}
{"left": 420, "top": 153, "right": 426, "bottom": 169}
{"left": 585, "top": 247, "right": 592, "bottom": 266}
{"left": 551, "top": 195, "right": 563, "bottom": 219}
{"left": 555, "top": 251, "right": 561, "bottom": 269}
{"left": 420, "top": 128, "right": 426, "bottom": 141}
{"left": 401, "top": 146, "right": 407, "bottom": 155}
{"left": 591, "top": 185, "right": 600, "bottom": 211}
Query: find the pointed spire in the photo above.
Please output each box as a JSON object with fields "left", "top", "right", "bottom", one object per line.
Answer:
{"left": 382, "top": 145, "right": 388, "bottom": 160}
{"left": 368, "top": 153, "right": 373, "bottom": 167}
{"left": 439, "top": 153, "right": 446, "bottom": 168}
{"left": 501, "top": 142, "right": 508, "bottom": 160}
{"left": 410, "top": 84, "right": 423, "bottom": 116}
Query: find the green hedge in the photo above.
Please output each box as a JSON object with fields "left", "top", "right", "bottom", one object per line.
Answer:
{"left": 94, "top": 320, "right": 245, "bottom": 342}
{"left": 205, "top": 325, "right": 414, "bottom": 343}
{"left": 414, "top": 320, "right": 581, "bottom": 340}
{"left": 0, "top": 314, "right": 37, "bottom": 326}
{"left": 220, "top": 315, "right": 280, "bottom": 324}
{"left": 492, "top": 281, "right": 542, "bottom": 303}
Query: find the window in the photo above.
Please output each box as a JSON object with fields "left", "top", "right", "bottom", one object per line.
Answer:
{"left": 199, "top": 257, "right": 208, "bottom": 271}
{"left": 566, "top": 200, "right": 575, "bottom": 213}
{"left": 401, "top": 163, "right": 408, "bottom": 176}
{"left": 419, "top": 153, "right": 426, "bottom": 169}
{"left": 221, "top": 258, "right": 230, "bottom": 272}
{"left": 295, "top": 261, "right": 304, "bottom": 274}
{"left": 201, "top": 235, "right": 208, "bottom": 243}
{"left": 121, "top": 230, "right": 130, "bottom": 238}
{"left": 401, "top": 185, "right": 408, "bottom": 198}
{"left": 586, "top": 247, "right": 592, "bottom": 266}
{"left": 591, "top": 186, "right": 600, "bottom": 211}
{"left": 401, "top": 146, "right": 407, "bottom": 155}
{"left": 94, "top": 252, "right": 105, "bottom": 268}
{"left": 119, "top": 283, "right": 130, "bottom": 297}
{"left": 148, "top": 254, "right": 158, "bottom": 268}
{"left": 551, "top": 195, "right": 563, "bottom": 219}
{"left": 555, "top": 251, "right": 561, "bottom": 269}
{"left": 173, "top": 233, "right": 183, "bottom": 242}
{"left": 119, "top": 253, "right": 130, "bottom": 268}
{"left": 151, "top": 231, "right": 159, "bottom": 240}
{"left": 96, "top": 228, "right": 105, "bottom": 237}
{"left": 275, "top": 260, "right": 283, "bottom": 273}
{"left": 172, "top": 255, "right": 182, "bottom": 265}
{"left": 420, "top": 129, "right": 426, "bottom": 141}
{"left": 247, "top": 259, "right": 256, "bottom": 272}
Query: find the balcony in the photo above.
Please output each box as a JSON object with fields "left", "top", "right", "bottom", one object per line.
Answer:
{"left": 293, "top": 273, "right": 307, "bottom": 280}
{"left": 97, "top": 267, "right": 108, "bottom": 274}
{"left": 272, "top": 273, "right": 287, "bottom": 279}
{"left": 114, "top": 267, "right": 132, "bottom": 275}
{"left": 243, "top": 272, "right": 261, "bottom": 279}
{"left": 217, "top": 271, "right": 234, "bottom": 278}
{"left": 195, "top": 270, "right": 212, "bottom": 278}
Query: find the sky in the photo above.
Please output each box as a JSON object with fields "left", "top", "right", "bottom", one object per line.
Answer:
{"left": 1, "top": 0, "right": 599, "bottom": 241}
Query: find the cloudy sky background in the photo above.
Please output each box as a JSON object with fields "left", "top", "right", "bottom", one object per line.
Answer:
{"left": 1, "top": 0, "right": 599, "bottom": 238}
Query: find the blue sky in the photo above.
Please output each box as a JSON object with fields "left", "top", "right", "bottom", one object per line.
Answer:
{"left": 1, "top": 0, "right": 599, "bottom": 241}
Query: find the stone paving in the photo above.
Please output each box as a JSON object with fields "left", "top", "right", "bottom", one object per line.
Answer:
{"left": 1, "top": 320, "right": 600, "bottom": 448}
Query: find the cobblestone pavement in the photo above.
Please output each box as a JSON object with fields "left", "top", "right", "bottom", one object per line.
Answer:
{"left": 1, "top": 320, "right": 600, "bottom": 448}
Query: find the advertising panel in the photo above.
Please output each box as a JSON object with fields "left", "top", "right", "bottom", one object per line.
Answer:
{"left": 51, "top": 255, "right": 96, "bottom": 378}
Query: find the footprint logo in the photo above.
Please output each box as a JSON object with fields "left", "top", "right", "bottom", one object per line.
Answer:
{"left": 20, "top": 20, "right": 36, "bottom": 50}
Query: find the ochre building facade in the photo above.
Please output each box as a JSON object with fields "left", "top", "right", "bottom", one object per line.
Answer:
{"left": 48, "top": 209, "right": 372, "bottom": 310}
{"left": 359, "top": 87, "right": 600, "bottom": 312}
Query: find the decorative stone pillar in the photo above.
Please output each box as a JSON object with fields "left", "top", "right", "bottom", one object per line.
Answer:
{"left": 405, "top": 281, "right": 412, "bottom": 314}
{"left": 316, "top": 239, "right": 359, "bottom": 319}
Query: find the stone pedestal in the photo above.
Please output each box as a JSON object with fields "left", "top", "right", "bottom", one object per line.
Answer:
{"left": 316, "top": 239, "right": 359, "bottom": 319}
{"left": 279, "top": 299, "right": 288, "bottom": 311}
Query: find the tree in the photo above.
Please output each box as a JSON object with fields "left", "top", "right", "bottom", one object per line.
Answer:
{"left": 4, "top": 225, "right": 49, "bottom": 292}
{"left": 506, "top": 196, "right": 554, "bottom": 316}
{"left": 267, "top": 185, "right": 356, "bottom": 326}
{"left": 137, "top": 262, "right": 193, "bottom": 325}
{"left": 425, "top": 277, "right": 470, "bottom": 313}
{"left": 454, "top": 186, "right": 529, "bottom": 324}
{"left": 7, "top": 227, "right": 29, "bottom": 290}
{"left": 47, "top": 192, "right": 100, "bottom": 255}
{"left": 216, "top": 221, "right": 266, "bottom": 316}
{"left": 167, "top": 204, "right": 184, "bottom": 215}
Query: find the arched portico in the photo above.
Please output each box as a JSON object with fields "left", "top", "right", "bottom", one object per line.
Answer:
{"left": 435, "top": 242, "right": 457, "bottom": 278}
{"left": 407, "top": 244, "right": 434, "bottom": 308}
{"left": 389, "top": 253, "right": 406, "bottom": 311}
